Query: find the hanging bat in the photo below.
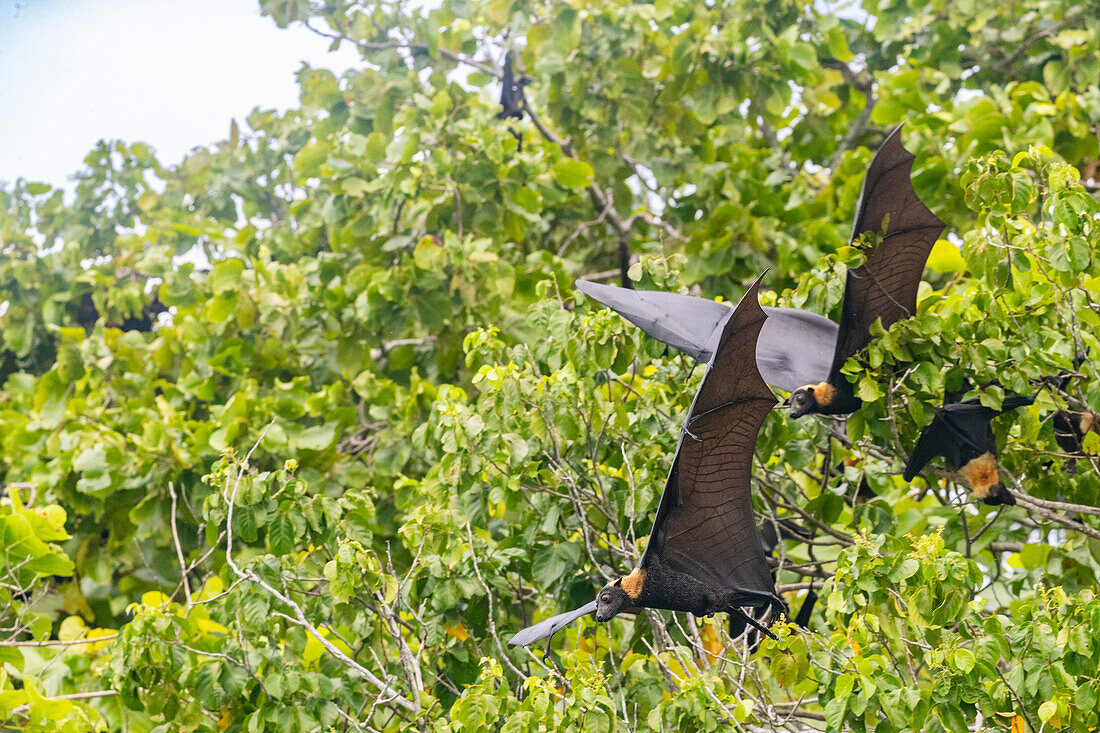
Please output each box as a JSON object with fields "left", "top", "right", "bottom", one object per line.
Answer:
{"left": 496, "top": 51, "right": 526, "bottom": 150}
{"left": 575, "top": 280, "right": 838, "bottom": 394}
{"left": 1053, "top": 410, "right": 1099, "bottom": 475}
{"left": 1054, "top": 410, "right": 1099, "bottom": 454}
{"left": 509, "top": 274, "right": 785, "bottom": 652}
{"left": 902, "top": 391, "right": 1035, "bottom": 505}
{"left": 788, "top": 124, "right": 946, "bottom": 418}
{"left": 496, "top": 51, "right": 525, "bottom": 120}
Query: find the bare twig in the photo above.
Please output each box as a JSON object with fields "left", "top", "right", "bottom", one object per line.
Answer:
{"left": 168, "top": 482, "right": 193, "bottom": 607}
{"left": 0, "top": 634, "right": 118, "bottom": 648}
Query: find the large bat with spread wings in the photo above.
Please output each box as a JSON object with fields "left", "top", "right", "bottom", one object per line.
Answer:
{"left": 575, "top": 124, "right": 945, "bottom": 417}
{"left": 789, "top": 123, "right": 946, "bottom": 416}
{"left": 509, "top": 274, "right": 784, "bottom": 651}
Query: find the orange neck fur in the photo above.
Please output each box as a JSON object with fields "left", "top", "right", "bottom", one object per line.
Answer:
{"left": 812, "top": 382, "right": 837, "bottom": 407}
{"left": 621, "top": 567, "right": 646, "bottom": 600}
{"left": 961, "top": 453, "right": 999, "bottom": 499}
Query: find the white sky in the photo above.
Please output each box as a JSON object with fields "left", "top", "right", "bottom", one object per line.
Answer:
{"left": 0, "top": 0, "right": 360, "bottom": 189}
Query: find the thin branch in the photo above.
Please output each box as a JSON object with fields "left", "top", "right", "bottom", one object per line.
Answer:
{"left": 168, "top": 481, "right": 193, "bottom": 607}
{"left": 0, "top": 634, "right": 118, "bottom": 648}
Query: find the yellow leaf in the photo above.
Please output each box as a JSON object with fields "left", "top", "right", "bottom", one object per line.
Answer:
{"left": 58, "top": 616, "right": 88, "bottom": 641}
{"left": 927, "top": 240, "right": 966, "bottom": 274}
{"left": 38, "top": 505, "right": 67, "bottom": 532}
{"left": 141, "top": 591, "right": 171, "bottom": 608}
{"left": 85, "top": 628, "right": 117, "bottom": 653}
{"left": 1011, "top": 715, "right": 1027, "bottom": 733}
{"left": 197, "top": 618, "right": 229, "bottom": 636}
{"left": 445, "top": 621, "right": 469, "bottom": 641}
{"left": 698, "top": 622, "right": 723, "bottom": 666}
{"left": 196, "top": 576, "right": 225, "bottom": 602}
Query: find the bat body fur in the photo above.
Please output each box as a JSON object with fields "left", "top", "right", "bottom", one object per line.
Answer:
{"left": 960, "top": 452, "right": 1001, "bottom": 502}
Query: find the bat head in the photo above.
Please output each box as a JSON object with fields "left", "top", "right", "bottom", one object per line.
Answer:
{"left": 981, "top": 482, "right": 1016, "bottom": 506}
{"left": 789, "top": 382, "right": 837, "bottom": 418}
{"left": 788, "top": 386, "right": 818, "bottom": 418}
{"left": 595, "top": 580, "right": 632, "bottom": 622}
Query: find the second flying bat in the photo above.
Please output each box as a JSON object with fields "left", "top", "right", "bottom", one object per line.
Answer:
{"left": 509, "top": 275, "right": 785, "bottom": 651}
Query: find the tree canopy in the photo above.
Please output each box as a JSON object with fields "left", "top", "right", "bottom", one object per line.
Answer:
{"left": 1, "top": 0, "right": 1100, "bottom": 730}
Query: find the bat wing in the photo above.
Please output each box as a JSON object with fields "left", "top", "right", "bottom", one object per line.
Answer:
{"left": 903, "top": 412, "right": 954, "bottom": 480}
{"left": 576, "top": 280, "right": 728, "bottom": 362}
{"left": 641, "top": 274, "right": 779, "bottom": 608}
{"left": 576, "top": 279, "right": 838, "bottom": 392}
{"left": 507, "top": 600, "right": 597, "bottom": 647}
{"left": 999, "top": 393, "right": 1036, "bottom": 412}
{"left": 758, "top": 306, "right": 838, "bottom": 393}
{"left": 828, "top": 124, "right": 946, "bottom": 381}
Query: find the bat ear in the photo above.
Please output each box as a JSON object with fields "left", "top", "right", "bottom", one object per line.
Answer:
{"left": 613, "top": 579, "right": 622, "bottom": 587}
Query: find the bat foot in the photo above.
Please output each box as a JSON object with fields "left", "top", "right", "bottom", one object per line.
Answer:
{"left": 729, "top": 609, "right": 777, "bottom": 641}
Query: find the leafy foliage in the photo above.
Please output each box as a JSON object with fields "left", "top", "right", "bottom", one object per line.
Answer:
{"left": 1, "top": 0, "right": 1100, "bottom": 730}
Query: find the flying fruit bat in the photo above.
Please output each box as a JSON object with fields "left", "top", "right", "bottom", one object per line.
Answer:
{"left": 509, "top": 274, "right": 785, "bottom": 652}
{"left": 902, "top": 392, "right": 1035, "bottom": 505}
{"left": 574, "top": 124, "right": 945, "bottom": 414}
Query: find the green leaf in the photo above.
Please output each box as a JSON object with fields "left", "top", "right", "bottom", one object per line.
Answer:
{"left": 952, "top": 648, "right": 975, "bottom": 673}
{"left": 296, "top": 423, "right": 336, "bottom": 452}
{"left": 553, "top": 158, "right": 594, "bottom": 189}
{"left": 268, "top": 512, "right": 297, "bottom": 556}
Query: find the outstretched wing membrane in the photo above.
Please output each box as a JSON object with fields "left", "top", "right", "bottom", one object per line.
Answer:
{"left": 507, "top": 600, "right": 597, "bottom": 648}
{"left": 642, "top": 275, "right": 780, "bottom": 609}
{"left": 576, "top": 279, "right": 838, "bottom": 393}
{"left": 828, "top": 124, "right": 946, "bottom": 381}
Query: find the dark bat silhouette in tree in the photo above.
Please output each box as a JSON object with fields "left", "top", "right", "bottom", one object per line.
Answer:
{"left": 574, "top": 124, "right": 944, "bottom": 411}
{"left": 1053, "top": 410, "right": 1100, "bottom": 472}
{"left": 496, "top": 51, "right": 526, "bottom": 150}
{"left": 509, "top": 275, "right": 785, "bottom": 652}
{"left": 902, "top": 391, "right": 1035, "bottom": 505}
{"left": 1043, "top": 351, "right": 1095, "bottom": 473}
{"left": 787, "top": 124, "right": 946, "bottom": 418}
